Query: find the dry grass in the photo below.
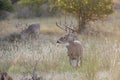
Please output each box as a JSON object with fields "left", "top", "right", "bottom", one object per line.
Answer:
{"left": 0, "top": 33, "right": 119, "bottom": 80}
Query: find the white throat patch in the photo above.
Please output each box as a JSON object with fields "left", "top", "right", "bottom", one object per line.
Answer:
{"left": 64, "top": 42, "right": 70, "bottom": 46}
{"left": 74, "top": 40, "right": 81, "bottom": 44}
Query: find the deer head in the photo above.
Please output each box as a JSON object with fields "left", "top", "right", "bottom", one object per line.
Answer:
{"left": 56, "top": 16, "right": 77, "bottom": 44}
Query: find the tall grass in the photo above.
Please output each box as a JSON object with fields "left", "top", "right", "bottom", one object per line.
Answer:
{"left": 0, "top": 33, "right": 119, "bottom": 80}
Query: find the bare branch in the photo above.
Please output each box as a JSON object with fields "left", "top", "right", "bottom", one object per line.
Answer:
{"left": 69, "top": 16, "right": 73, "bottom": 28}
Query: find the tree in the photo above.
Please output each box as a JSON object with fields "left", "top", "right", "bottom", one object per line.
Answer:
{"left": 0, "top": 0, "right": 13, "bottom": 11}
{"left": 0, "top": 0, "right": 13, "bottom": 19}
{"left": 49, "top": 0, "right": 113, "bottom": 32}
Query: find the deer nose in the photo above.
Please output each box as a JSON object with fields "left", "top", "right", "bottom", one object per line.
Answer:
{"left": 57, "top": 40, "right": 60, "bottom": 43}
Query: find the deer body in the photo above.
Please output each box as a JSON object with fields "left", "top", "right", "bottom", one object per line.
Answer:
{"left": 66, "top": 41, "right": 82, "bottom": 58}
{"left": 20, "top": 23, "right": 40, "bottom": 39}
{"left": 57, "top": 36, "right": 83, "bottom": 68}
{"left": 21, "top": 23, "right": 40, "bottom": 35}
{"left": 56, "top": 17, "right": 83, "bottom": 69}
{"left": 66, "top": 40, "right": 83, "bottom": 68}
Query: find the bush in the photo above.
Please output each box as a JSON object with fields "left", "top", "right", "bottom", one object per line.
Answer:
{"left": 15, "top": 0, "right": 59, "bottom": 18}
{"left": 2, "top": 32, "right": 21, "bottom": 42}
{"left": 0, "top": 0, "right": 13, "bottom": 11}
{"left": 0, "top": 11, "right": 11, "bottom": 19}
{"left": 15, "top": 6, "right": 33, "bottom": 18}
{"left": 0, "top": 0, "right": 13, "bottom": 19}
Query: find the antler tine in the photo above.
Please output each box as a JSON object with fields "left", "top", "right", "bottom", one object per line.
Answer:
{"left": 65, "top": 16, "right": 67, "bottom": 26}
{"left": 56, "top": 16, "right": 77, "bottom": 32}
{"left": 64, "top": 16, "right": 69, "bottom": 32}
{"left": 56, "top": 21, "right": 64, "bottom": 30}
{"left": 66, "top": 26, "right": 76, "bottom": 32}
{"left": 69, "top": 16, "right": 73, "bottom": 28}
{"left": 64, "top": 16, "right": 70, "bottom": 32}
{"left": 64, "top": 16, "right": 76, "bottom": 32}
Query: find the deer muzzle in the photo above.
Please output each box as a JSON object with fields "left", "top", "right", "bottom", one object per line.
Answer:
{"left": 57, "top": 40, "right": 60, "bottom": 43}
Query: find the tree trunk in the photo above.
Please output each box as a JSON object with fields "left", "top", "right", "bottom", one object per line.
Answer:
{"left": 78, "top": 21, "right": 86, "bottom": 33}
{"left": 77, "top": 15, "right": 86, "bottom": 33}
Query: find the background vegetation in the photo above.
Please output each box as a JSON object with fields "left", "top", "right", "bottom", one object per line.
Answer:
{"left": 49, "top": 0, "right": 113, "bottom": 32}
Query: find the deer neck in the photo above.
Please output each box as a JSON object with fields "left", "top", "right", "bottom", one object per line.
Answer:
{"left": 65, "top": 41, "right": 74, "bottom": 47}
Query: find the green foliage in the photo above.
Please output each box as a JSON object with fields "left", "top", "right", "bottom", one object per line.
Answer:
{"left": 17, "top": 0, "right": 47, "bottom": 7}
{"left": 0, "top": 0, "right": 13, "bottom": 11}
{"left": 0, "top": 0, "right": 13, "bottom": 19}
{"left": 50, "top": 0, "right": 113, "bottom": 21}
{"left": 50, "top": 0, "right": 114, "bottom": 32}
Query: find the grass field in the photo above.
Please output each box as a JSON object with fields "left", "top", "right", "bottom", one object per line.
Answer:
{"left": 0, "top": 2, "right": 120, "bottom": 80}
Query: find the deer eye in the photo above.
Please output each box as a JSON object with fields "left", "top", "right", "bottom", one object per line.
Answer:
{"left": 63, "top": 37, "right": 67, "bottom": 39}
{"left": 60, "top": 37, "right": 64, "bottom": 40}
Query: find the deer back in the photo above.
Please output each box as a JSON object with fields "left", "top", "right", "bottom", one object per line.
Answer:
{"left": 66, "top": 41, "right": 83, "bottom": 59}
{"left": 21, "top": 23, "right": 40, "bottom": 35}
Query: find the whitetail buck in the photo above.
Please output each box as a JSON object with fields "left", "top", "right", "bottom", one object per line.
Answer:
{"left": 16, "top": 23, "right": 40, "bottom": 39}
{"left": 56, "top": 17, "right": 83, "bottom": 69}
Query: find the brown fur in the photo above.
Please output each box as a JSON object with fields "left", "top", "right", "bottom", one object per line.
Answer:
{"left": 67, "top": 41, "right": 83, "bottom": 68}
{"left": 57, "top": 34, "right": 83, "bottom": 69}
{"left": 21, "top": 23, "right": 40, "bottom": 35}
{"left": 16, "top": 23, "right": 40, "bottom": 39}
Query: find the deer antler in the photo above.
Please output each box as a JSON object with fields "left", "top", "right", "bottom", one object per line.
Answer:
{"left": 56, "top": 21, "right": 64, "bottom": 30}
{"left": 56, "top": 16, "right": 76, "bottom": 33}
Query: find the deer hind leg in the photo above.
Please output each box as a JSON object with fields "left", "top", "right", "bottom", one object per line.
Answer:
{"left": 69, "top": 58, "right": 78, "bottom": 69}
